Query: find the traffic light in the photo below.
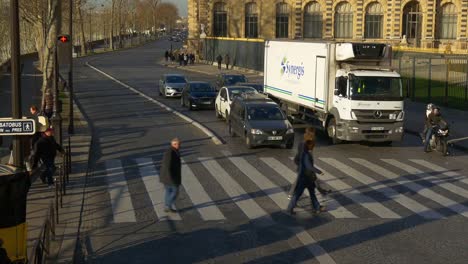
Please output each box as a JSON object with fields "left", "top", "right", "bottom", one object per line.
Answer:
{"left": 57, "top": 34, "right": 72, "bottom": 65}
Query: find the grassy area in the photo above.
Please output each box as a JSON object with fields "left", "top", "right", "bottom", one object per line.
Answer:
{"left": 404, "top": 77, "right": 467, "bottom": 110}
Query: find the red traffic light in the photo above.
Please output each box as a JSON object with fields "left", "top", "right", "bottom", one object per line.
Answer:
{"left": 58, "top": 35, "right": 69, "bottom": 43}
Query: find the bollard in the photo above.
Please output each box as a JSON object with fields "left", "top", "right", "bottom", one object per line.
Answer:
{"left": 61, "top": 164, "right": 66, "bottom": 196}
{"left": 55, "top": 176, "right": 59, "bottom": 224}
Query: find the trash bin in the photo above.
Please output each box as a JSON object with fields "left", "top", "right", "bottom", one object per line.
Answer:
{"left": 0, "top": 165, "right": 30, "bottom": 263}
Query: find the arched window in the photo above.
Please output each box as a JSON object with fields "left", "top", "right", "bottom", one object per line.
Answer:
{"left": 213, "top": 2, "right": 227, "bottom": 37}
{"left": 276, "top": 3, "right": 289, "bottom": 38}
{"left": 365, "top": 2, "right": 383, "bottom": 38}
{"left": 334, "top": 2, "right": 353, "bottom": 38}
{"left": 402, "top": 1, "right": 422, "bottom": 45}
{"left": 245, "top": 3, "right": 258, "bottom": 38}
{"left": 438, "top": 3, "right": 457, "bottom": 39}
{"left": 304, "top": 2, "right": 322, "bottom": 38}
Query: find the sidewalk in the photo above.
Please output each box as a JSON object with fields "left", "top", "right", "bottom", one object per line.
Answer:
{"left": 162, "top": 60, "right": 468, "bottom": 151}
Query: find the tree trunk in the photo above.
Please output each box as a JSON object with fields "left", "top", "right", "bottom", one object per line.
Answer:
{"left": 76, "top": 0, "right": 86, "bottom": 55}
{"left": 110, "top": 0, "right": 115, "bottom": 50}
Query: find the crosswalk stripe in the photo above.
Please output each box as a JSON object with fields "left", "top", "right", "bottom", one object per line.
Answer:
{"left": 261, "top": 157, "right": 357, "bottom": 219}
{"left": 137, "top": 158, "right": 182, "bottom": 221}
{"left": 199, "top": 157, "right": 274, "bottom": 227}
{"left": 181, "top": 159, "right": 226, "bottom": 221}
{"left": 409, "top": 159, "right": 463, "bottom": 178}
{"left": 229, "top": 157, "right": 289, "bottom": 210}
{"left": 386, "top": 159, "right": 468, "bottom": 200}
{"left": 349, "top": 158, "right": 444, "bottom": 219}
{"left": 290, "top": 226, "right": 337, "bottom": 264}
{"left": 106, "top": 160, "right": 137, "bottom": 223}
{"left": 382, "top": 159, "right": 468, "bottom": 218}
{"left": 319, "top": 158, "right": 400, "bottom": 219}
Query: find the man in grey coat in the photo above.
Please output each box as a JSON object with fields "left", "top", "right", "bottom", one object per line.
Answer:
{"left": 160, "top": 138, "right": 182, "bottom": 213}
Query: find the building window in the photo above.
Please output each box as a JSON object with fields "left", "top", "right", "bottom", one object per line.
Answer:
{"left": 304, "top": 1, "right": 322, "bottom": 38}
{"left": 365, "top": 2, "right": 383, "bottom": 38}
{"left": 213, "top": 2, "right": 227, "bottom": 37}
{"left": 402, "top": 1, "right": 422, "bottom": 43}
{"left": 334, "top": 2, "right": 353, "bottom": 38}
{"left": 245, "top": 3, "right": 258, "bottom": 38}
{"left": 276, "top": 3, "right": 289, "bottom": 38}
{"left": 438, "top": 3, "right": 457, "bottom": 39}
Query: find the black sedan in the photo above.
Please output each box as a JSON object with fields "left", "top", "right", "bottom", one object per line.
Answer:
{"left": 181, "top": 82, "right": 217, "bottom": 110}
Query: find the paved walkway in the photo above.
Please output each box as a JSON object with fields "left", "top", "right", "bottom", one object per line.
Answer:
{"left": 162, "top": 60, "right": 468, "bottom": 150}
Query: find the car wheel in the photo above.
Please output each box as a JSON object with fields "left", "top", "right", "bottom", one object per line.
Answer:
{"left": 215, "top": 106, "right": 222, "bottom": 118}
{"left": 327, "top": 117, "right": 342, "bottom": 145}
{"left": 229, "top": 121, "right": 236, "bottom": 137}
{"left": 225, "top": 110, "right": 229, "bottom": 123}
{"left": 181, "top": 97, "right": 185, "bottom": 107}
{"left": 159, "top": 88, "right": 162, "bottom": 96}
{"left": 245, "top": 134, "right": 254, "bottom": 149}
{"left": 188, "top": 100, "right": 193, "bottom": 110}
{"left": 285, "top": 140, "right": 294, "bottom": 149}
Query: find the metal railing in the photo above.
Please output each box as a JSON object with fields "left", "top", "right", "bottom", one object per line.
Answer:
{"left": 30, "top": 138, "right": 71, "bottom": 264}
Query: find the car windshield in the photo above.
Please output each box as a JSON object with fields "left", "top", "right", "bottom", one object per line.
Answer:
{"left": 247, "top": 106, "right": 285, "bottom": 120}
{"left": 224, "top": 75, "right": 247, "bottom": 85}
{"left": 246, "top": 84, "right": 263, "bottom": 92}
{"left": 228, "top": 88, "right": 257, "bottom": 99}
{"left": 190, "top": 83, "right": 214, "bottom": 92}
{"left": 350, "top": 76, "right": 402, "bottom": 100}
{"left": 166, "top": 76, "right": 186, "bottom": 83}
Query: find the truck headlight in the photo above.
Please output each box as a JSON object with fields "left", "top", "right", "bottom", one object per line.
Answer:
{"left": 286, "top": 128, "right": 294, "bottom": 134}
{"left": 251, "top": 129, "right": 263, "bottom": 135}
{"left": 396, "top": 111, "right": 405, "bottom": 121}
{"left": 350, "top": 111, "right": 358, "bottom": 120}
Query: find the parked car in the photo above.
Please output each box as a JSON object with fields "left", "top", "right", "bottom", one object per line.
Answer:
{"left": 181, "top": 81, "right": 217, "bottom": 110}
{"left": 159, "top": 74, "right": 187, "bottom": 98}
{"left": 215, "top": 73, "right": 248, "bottom": 90}
{"left": 236, "top": 82, "right": 264, "bottom": 93}
{"left": 229, "top": 94, "right": 295, "bottom": 149}
{"left": 215, "top": 86, "right": 257, "bottom": 121}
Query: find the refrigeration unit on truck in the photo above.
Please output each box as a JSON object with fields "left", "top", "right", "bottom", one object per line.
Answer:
{"left": 264, "top": 40, "right": 405, "bottom": 144}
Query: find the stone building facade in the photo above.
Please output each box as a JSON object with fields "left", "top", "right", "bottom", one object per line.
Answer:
{"left": 188, "top": 0, "right": 468, "bottom": 53}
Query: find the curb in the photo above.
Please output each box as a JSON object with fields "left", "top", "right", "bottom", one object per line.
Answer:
{"left": 86, "top": 61, "right": 224, "bottom": 145}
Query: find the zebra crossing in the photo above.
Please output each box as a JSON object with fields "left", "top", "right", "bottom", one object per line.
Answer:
{"left": 101, "top": 154, "right": 468, "bottom": 224}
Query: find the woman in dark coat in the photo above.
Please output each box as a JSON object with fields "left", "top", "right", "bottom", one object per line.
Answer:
{"left": 286, "top": 139, "right": 326, "bottom": 215}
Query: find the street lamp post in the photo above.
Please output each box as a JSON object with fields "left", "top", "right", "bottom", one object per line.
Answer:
{"left": 10, "top": 0, "right": 23, "bottom": 168}
{"left": 68, "top": 0, "right": 74, "bottom": 134}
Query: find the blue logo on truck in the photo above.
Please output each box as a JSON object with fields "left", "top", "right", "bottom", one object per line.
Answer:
{"left": 280, "top": 57, "right": 305, "bottom": 80}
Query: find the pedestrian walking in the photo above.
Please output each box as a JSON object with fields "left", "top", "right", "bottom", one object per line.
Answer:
{"left": 160, "top": 138, "right": 182, "bottom": 213}
{"left": 289, "top": 127, "right": 331, "bottom": 199}
{"left": 179, "top": 53, "right": 184, "bottom": 66}
{"left": 183, "top": 53, "right": 188, "bottom": 66}
{"left": 225, "top": 54, "right": 230, "bottom": 69}
{"left": 164, "top": 50, "right": 169, "bottom": 62}
{"left": 190, "top": 53, "right": 195, "bottom": 64}
{"left": 216, "top": 54, "right": 223, "bottom": 70}
{"left": 43, "top": 88, "right": 54, "bottom": 119}
{"left": 287, "top": 139, "right": 326, "bottom": 215}
{"left": 31, "top": 128, "right": 64, "bottom": 187}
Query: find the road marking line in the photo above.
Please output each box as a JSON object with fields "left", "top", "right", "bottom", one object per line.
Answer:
{"left": 106, "top": 160, "right": 137, "bottom": 223}
{"left": 260, "top": 157, "right": 357, "bottom": 219}
{"left": 199, "top": 157, "right": 274, "bottom": 227}
{"left": 349, "top": 158, "right": 444, "bottom": 219}
{"left": 181, "top": 158, "right": 226, "bottom": 221}
{"left": 137, "top": 158, "right": 182, "bottom": 221}
{"left": 222, "top": 152, "right": 336, "bottom": 263}
{"left": 383, "top": 159, "right": 468, "bottom": 218}
{"left": 86, "top": 61, "right": 223, "bottom": 145}
{"left": 318, "top": 158, "right": 400, "bottom": 219}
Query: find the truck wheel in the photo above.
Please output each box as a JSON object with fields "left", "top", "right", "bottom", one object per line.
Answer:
{"left": 327, "top": 117, "right": 342, "bottom": 145}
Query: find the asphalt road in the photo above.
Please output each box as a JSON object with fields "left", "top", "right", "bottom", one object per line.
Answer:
{"left": 73, "top": 40, "right": 468, "bottom": 264}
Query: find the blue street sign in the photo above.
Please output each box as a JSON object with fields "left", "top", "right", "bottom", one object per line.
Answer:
{"left": 0, "top": 119, "right": 36, "bottom": 135}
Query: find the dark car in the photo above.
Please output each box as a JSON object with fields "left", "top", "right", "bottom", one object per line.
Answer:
{"left": 229, "top": 94, "right": 295, "bottom": 149}
{"left": 236, "top": 82, "right": 264, "bottom": 93}
{"left": 215, "top": 73, "right": 248, "bottom": 90}
{"left": 181, "top": 81, "right": 217, "bottom": 110}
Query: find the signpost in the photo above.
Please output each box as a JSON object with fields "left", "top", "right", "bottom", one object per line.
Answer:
{"left": 0, "top": 119, "right": 36, "bottom": 136}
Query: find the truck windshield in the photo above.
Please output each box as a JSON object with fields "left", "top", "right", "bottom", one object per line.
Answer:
{"left": 349, "top": 76, "right": 402, "bottom": 101}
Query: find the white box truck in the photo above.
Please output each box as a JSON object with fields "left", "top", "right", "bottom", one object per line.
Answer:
{"left": 264, "top": 40, "right": 404, "bottom": 144}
